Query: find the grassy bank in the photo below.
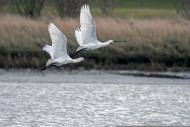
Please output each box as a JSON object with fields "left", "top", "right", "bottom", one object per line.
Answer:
{"left": 0, "top": 16, "right": 190, "bottom": 71}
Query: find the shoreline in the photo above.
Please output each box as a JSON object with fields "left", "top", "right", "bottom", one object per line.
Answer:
{"left": 0, "top": 69, "right": 190, "bottom": 80}
{"left": 111, "top": 70, "right": 190, "bottom": 79}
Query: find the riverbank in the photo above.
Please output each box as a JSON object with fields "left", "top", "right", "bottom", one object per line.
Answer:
{"left": 0, "top": 16, "right": 190, "bottom": 71}
{"left": 0, "top": 69, "right": 189, "bottom": 84}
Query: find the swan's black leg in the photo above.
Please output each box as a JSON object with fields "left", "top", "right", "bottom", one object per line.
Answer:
{"left": 70, "top": 48, "right": 87, "bottom": 57}
{"left": 40, "top": 63, "right": 57, "bottom": 71}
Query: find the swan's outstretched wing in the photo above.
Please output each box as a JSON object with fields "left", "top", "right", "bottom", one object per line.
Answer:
{"left": 42, "top": 44, "right": 53, "bottom": 58}
{"left": 48, "top": 23, "right": 70, "bottom": 59}
{"left": 80, "top": 4, "right": 98, "bottom": 45}
{"left": 75, "top": 28, "right": 83, "bottom": 46}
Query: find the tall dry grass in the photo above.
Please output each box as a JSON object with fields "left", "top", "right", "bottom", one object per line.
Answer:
{"left": 0, "top": 16, "right": 190, "bottom": 70}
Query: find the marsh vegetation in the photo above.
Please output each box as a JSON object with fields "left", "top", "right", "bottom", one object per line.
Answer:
{"left": 0, "top": 0, "right": 189, "bottom": 70}
{"left": 0, "top": 16, "right": 189, "bottom": 70}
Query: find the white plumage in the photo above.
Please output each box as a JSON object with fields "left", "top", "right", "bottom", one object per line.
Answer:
{"left": 42, "top": 23, "right": 84, "bottom": 69}
{"left": 42, "top": 44, "right": 53, "bottom": 58}
{"left": 75, "top": 4, "right": 115, "bottom": 52}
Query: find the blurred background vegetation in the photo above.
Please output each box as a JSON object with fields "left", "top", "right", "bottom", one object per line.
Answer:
{"left": 1, "top": 0, "right": 189, "bottom": 18}
{"left": 0, "top": 0, "right": 190, "bottom": 71}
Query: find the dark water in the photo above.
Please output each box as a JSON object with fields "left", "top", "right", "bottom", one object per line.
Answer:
{"left": 0, "top": 70, "right": 189, "bottom": 126}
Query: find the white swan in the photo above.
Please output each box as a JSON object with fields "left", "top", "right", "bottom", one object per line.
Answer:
{"left": 75, "top": 4, "right": 121, "bottom": 54}
{"left": 42, "top": 23, "right": 84, "bottom": 70}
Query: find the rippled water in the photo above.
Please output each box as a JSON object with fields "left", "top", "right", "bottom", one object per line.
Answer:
{"left": 0, "top": 70, "right": 190, "bottom": 126}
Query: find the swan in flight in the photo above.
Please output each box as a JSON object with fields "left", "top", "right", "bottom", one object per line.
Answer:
{"left": 42, "top": 23, "right": 84, "bottom": 70}
{"left": 75, "top": 4, "right": 122, "bottom": 54}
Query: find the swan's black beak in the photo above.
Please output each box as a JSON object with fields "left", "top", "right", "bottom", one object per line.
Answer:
{"left": 114, "top": 40, "right": 127, "bottom": 43}
{"left": 85, "top": 58, "right": 96, "bottom": 62}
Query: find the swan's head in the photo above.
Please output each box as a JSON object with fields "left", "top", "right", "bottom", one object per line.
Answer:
{"left": 106, "top": 40, "right": 127, "bottom": 45}
{"left": 77, "top": 57, "right": 85, "bottom": 62}
{"left": 107, "top": 40, "right": 114, "bottom": 44}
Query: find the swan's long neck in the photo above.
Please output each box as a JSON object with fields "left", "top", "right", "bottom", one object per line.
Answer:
{"left": 100, "top": 40, "right": 114, "bottom": 47}
{"left": 71, "top": 57, "right": 84, "bottom": 63}
{"left": 100, "top": 42, "right": 109, "bottom": 47}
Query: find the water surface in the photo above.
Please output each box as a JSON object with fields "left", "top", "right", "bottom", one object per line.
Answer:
{"left": 0, "top": 70, "right": 189, "bottom": 127}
